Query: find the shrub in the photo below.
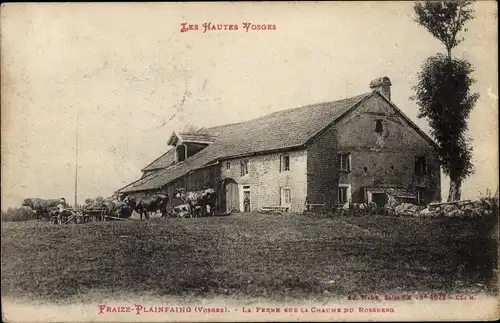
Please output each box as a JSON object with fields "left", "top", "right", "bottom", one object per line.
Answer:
{"left": 1, "top": 207, "right": 38, "bottom": 222}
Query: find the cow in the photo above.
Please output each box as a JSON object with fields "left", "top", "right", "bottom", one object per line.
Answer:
{"left": 169, "top": 203, "right": 192, "bottom": 218}
{"left": 101, "top": 197, "right": 133, "bottom": 219}
{"left": 21, "top": 198, "right": 60, "bottom": 220}
{"left": 175, "top": 188, "right": 216, "bottom": 218}
{"left": 128, "top": 193, "right": 169, "bottom": 220}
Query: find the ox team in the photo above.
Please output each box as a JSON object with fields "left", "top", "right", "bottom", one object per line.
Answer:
{"left": 21, "top": 188, "right": 217, "bottom": 221}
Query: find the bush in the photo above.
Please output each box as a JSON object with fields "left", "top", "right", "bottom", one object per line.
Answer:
{"left": 1, "top": 207, "right": 38, "bottom": 222}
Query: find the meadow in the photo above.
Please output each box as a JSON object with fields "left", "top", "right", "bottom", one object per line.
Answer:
{"left": 1, "top": 213, "right": 497, "bottom": 303}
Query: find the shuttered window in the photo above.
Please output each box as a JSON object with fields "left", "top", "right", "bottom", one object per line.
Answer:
{"left": 280, "top": 155, "right": 290, "bottom": 172}
{"left": 338, "top": 154, "right": 351, "bottom": 172}
{"left": 240, "top": 160, "right": 249, "bottom": 176}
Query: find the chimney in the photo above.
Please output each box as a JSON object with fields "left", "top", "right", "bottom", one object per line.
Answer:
{"left": 369, "top": 77, "right": 392, "bottom": 101}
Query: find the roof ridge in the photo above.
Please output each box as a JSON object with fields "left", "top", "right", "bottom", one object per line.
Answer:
{"left": 263, "top": 92, "right": 371, "bottom": 116}
{"left": 201, "top": 92, "right": 370, "bottom": 133}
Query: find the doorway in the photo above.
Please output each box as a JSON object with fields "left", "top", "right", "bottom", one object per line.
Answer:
{"left": 280, "top": 188, "right": 291, "bottom": 209}
{"left": 222, "top": 178, "right": 239, "bottom": 214}
{"left": 242, "top": 186, "right": 251, "bottom": 212}
{"left": 371, "top": 193, "right": 387, "bottom": 209}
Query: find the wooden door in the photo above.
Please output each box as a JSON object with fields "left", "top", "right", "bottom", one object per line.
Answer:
{"left": 226, "top": 182, "right": 239, "bottom": 213}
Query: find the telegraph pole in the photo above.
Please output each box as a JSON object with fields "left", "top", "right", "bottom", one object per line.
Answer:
{"left": 74, "top": 111, "right": 79, "bottom": 207}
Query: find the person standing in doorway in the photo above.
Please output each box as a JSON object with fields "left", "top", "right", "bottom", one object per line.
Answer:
{"left": 243, "top": 192, "right": 251, "bottom": 213}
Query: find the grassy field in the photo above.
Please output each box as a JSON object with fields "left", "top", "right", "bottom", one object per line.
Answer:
{"left": 1, "top": 213, "right": 498, "bottom": 302}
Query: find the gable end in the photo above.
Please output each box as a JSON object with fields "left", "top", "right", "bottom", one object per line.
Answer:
{"left": 372, "top": 91, "right": 439, "bottom": 151}
{"left": 305, "top": 93, "right": 372, "bottom": 146}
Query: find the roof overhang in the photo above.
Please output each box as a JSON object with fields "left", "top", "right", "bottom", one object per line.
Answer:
{"left": 215, "top": 145, "right": 306, "bottom": 163}
{"left": 167, "top": 131, "right": 181, "bottom": 146}
{"left": 167, "top": 131, "right": 218, "bottom": 146}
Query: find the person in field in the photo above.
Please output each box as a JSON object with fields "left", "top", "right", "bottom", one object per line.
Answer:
{"left": 54, "top": 197, "right": 71, "bottom": 224}
{"left": 56, "top": 197, "right": 68, "bottom": 213}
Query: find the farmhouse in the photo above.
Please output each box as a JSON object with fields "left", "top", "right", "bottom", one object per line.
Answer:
{"left": 118, "top": 77, "right": 441, "bottom": 213}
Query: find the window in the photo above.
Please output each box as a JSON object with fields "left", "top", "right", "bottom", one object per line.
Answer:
{"left": 338, "top": 154, "right": 351, "bottom": 172}
{"left": 375, "top": 120, "right": 384, "bottom": 134}
{"left": 281, "top": 188, "right": 291, "bottom": 206}
{"left": 226, "top": 161, "right": 231, "bottom": 170}
{"left": 240, "top": 160, "right": 249, "bottom": 176}
{"left": 176, "top": 144, "right": 187, "bottom": 162}
{"left": 414, "top": 156, "right": 427, "bottom": 176}
{"left": 338, "top": 184, "right": 351, "bottom": 204}
{"left": 338, "top": 187, "right": 348, "bottom": 204}
{"left": 280, "top": 155, "right": 290, "bottom": 172}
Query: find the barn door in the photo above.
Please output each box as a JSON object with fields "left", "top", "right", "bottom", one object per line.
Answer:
{"left": 225, "top": 182, "right": 239, "bottom": 213}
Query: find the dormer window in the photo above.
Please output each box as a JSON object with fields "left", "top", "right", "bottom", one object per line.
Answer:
{"left": 168, "top": 131, "right": 218, "bottom": 163}
{"left": 176, "top": 144, "right": 187, "bottom": 162}
{"left": 375, "top": 119, "right": 384, "bottom": 134}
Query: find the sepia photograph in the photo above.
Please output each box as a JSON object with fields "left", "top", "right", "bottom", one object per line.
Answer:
{"left": 1, "top": 1, "right": 498, "bottom": 322}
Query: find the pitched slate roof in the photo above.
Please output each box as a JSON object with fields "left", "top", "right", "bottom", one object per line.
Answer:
{"left": 119, "top": 92, "right": 371, "bottom": 193}
{"left": 142, "top": 148, "right": 176, "bottom": 171}
{"left": 167, "top": 131, "right": 221, "bottom": 146}
{"left": 179, "top": 132, "right": 219, "bottom": 144}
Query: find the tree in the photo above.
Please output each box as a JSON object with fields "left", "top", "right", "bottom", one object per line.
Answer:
{"left": 84, "top": 198, "right": 95, "bottom": 207}
{"left": 412, "top": 0, "right": 479, "bottom": 201}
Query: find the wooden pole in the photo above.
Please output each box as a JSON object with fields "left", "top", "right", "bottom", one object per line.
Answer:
{"left": 74, "top": 111, "right": 79, "bottom": 207}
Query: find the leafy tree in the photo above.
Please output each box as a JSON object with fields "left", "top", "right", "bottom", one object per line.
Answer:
{"left": 84, "top": 196, "right": 105, "bottom": 208}
{"left": 413, "top": 1, "right": 475, "bottom": 59}
{"left": 412, "top": 0, "right": 479, "bottom": 201}
{"left": 84, "top": 198, "right": 95, "bottom": 207}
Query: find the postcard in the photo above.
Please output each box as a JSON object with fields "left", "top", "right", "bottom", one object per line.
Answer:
{"left": 1, "top": 1, "right": 498, "bottom": 322}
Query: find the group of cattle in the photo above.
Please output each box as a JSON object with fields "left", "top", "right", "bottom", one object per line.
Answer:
{"left": 21, "top": 188, "right": 217, "bottom": 222}
{"left": 118, "top": 188, "right": 217, "bottom": 219}
{"left": 21, "top": 198, "right": 62, "bottom": 220}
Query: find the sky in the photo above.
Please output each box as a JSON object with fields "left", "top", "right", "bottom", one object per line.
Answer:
{"left": 1, "top": 2, "right": 498, "bottom": 209}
